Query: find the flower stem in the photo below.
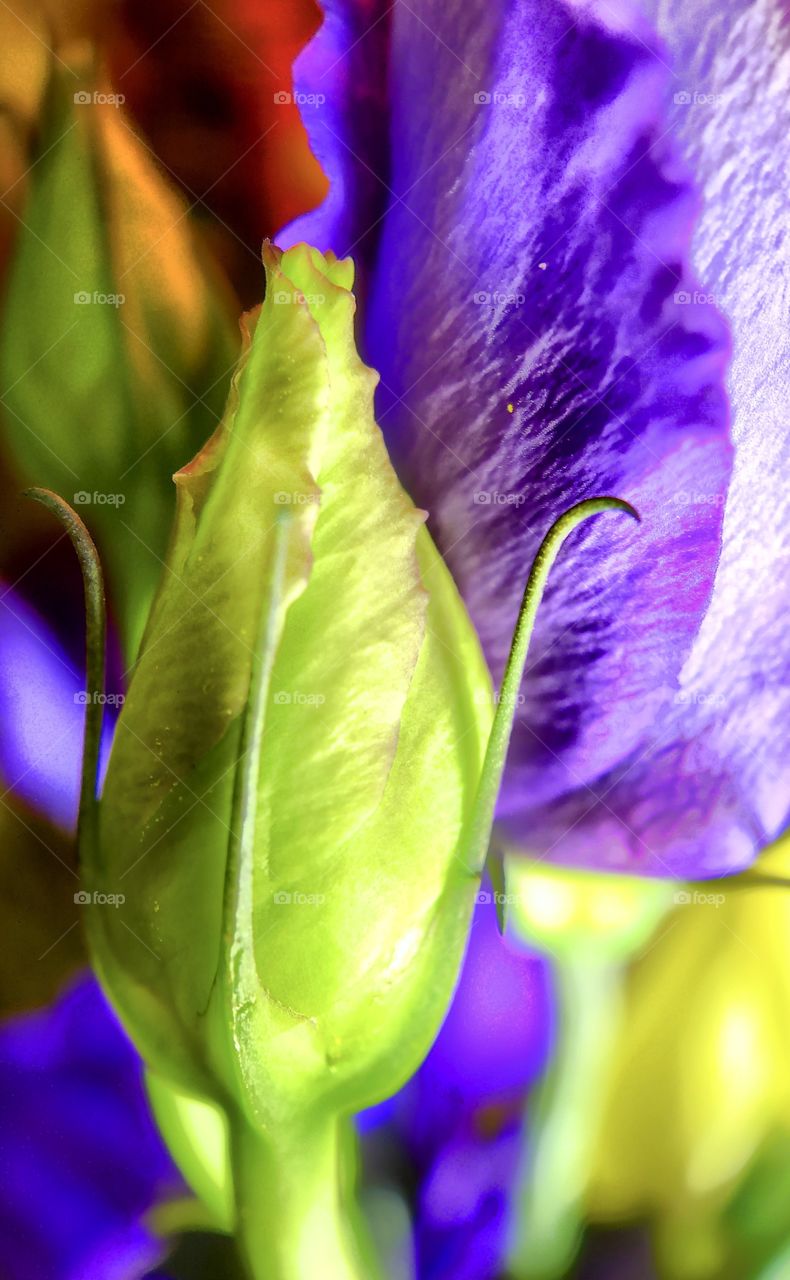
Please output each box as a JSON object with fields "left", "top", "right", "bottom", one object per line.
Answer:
{"left": 506, "top": 956, "right": 623, "bottom": 1278}
{"left": 464, "top": 496, "right": 639, "bottom": 875}
{"left": 23, "top": 487, "right": 106, "bottom": 862}
{"left": 231, "top": 1111, "right": 378, "bottom": 1280}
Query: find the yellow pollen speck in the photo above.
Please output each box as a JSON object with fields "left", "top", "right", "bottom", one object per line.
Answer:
{"left": 507, "top": 403, "right": 514, "bottom": 413}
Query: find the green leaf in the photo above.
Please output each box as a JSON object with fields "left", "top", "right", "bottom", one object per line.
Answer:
{"left": 95, "top": 243, "right": 493, "bottom": 1117}
{"left": 0, "top": 63, "right": 237, "bottom": 657}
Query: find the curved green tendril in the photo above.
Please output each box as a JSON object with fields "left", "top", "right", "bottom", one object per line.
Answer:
{"left": 24, "top": 487, "right": 106, "bottom": 865}
{"left": 464, "top": 496, "right": 640, "bottom": 876}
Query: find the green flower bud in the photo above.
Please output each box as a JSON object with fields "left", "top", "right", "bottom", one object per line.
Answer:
{"left": 30, "top": 238, "right": 635, "bottom": 1279}
{"left": 88, "top": 243, "right": 492, "bottom": 1272}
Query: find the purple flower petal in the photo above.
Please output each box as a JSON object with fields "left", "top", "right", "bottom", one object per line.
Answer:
{"left": 0, "top": 975, "right": 182, "bottom": 1280}
{"left": 633, "top": 0, "right": 790, "bottom": 863}
{"left": 282, "top": 0, "right": 744, "bottom": 876}
{"left": 281, "top": 0, "right": 392, "bottom": 277}
{"left": 497, "top": 0, "right": 790, "bottom": 876}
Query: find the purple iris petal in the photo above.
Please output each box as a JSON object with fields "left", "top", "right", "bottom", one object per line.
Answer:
{"left": 281, "top": 0, "right": 391, "bottom": 281}
{"left": 630, "top": 0, "right": 790, "bottom": 861}
{"left": 282, "top": 0, "right": 755, "bottom": 877}
{"left": 493, "top": 0, "right": 790, "bottom": 875}
{"left": 0, "top": 975, "right": 181, "bottom": 1280}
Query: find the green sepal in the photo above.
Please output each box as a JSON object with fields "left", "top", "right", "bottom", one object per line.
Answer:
{"left": 486, "top": 841, "right": 508, "bottom": 935}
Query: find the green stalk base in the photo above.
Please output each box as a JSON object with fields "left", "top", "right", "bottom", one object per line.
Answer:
{"left": 231, "top": 1111, "right": 377, "bottom": 1280}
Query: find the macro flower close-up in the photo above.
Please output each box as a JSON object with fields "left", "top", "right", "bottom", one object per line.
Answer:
{"left": 0, "top": 1, "right": 787, "bottom": 1278}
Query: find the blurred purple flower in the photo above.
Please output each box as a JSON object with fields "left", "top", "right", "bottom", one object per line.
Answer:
{"left": 0, "top": 975, "right": 181, "bottom": 1280}
{"left": 362, "top": 897, "right": 554, "bottom": 1280}
{"left": 0, "top": 592, "right": 177, "bottom": 1276}
{"left": 283, "top": 0, "right": 788, "bottom": 878}
{"left": 0, "top": 584, "right": 119, "bottom": 830}
{"left": 404, "top": 897, "right": 554, "bottom": 1141}
{"left": 0, "top": 586, "right": 87, "bottom": 829}
{"left": 415, "top": 1129, "right": 522, "bottom": 1280}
